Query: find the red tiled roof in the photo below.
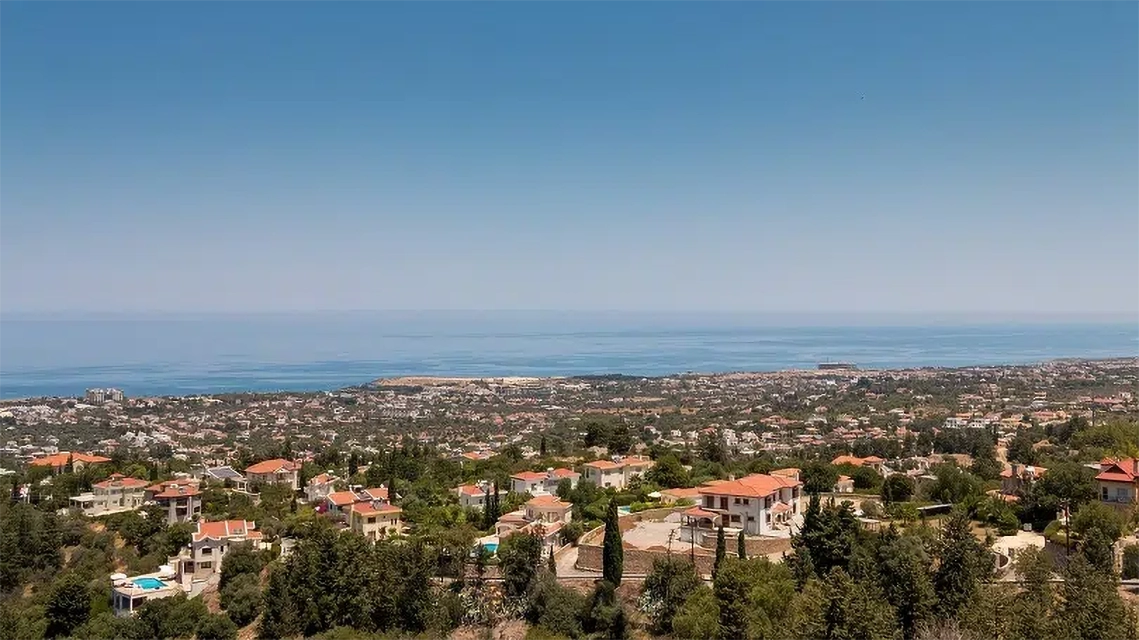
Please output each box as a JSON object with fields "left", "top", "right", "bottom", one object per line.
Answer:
{"left": 457, "top": 484, "right": 486, "bottom": 497}
{"left": 308, "top": 473, "right": 336, "bottom": 485}
{"left": 526, "top": 495, "right": 570, "bottom": 509}
{"left": 698, "top": 473, "right": 801, "bottom": 499}
{"left": 193, "top": 519, "right": 258, "bottom": 542}
{"left": 93, "top": 475, "right": 150, "bottom": 490}
{"left": 584, "top": 460, "right": 620, "bottom": 469}
{"left": 511, "top": 471, "right": 546, "bottom": 481}
{"left": 550, "top": 468, "right": 579, "bottom": 478}
{"left": 1097, "top": 458, "right": 1137, "bottom": 483}
{"left": 245, "top": 459, "right": 300, "bottom": 474}
{"left": 350, "top": 502, "right": 401, "bottom": 517}
{"left": 31, "top": 452, "right": 111, "bottom": 467}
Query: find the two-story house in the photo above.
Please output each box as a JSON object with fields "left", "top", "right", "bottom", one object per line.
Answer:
{"left": 689, "top": 473, "right": 802, "bottom": 537}
{"left": 1097, "top": 458, "right": 1138, "bottom": 504}
{"left": 510, "top": 471, "right": 548, "bottom": 495}
{"left": 582, "top": 455, "right": 654, "bottom": 491}
{"left": 305, "top": 472, "right": 340, "bottom": 504}
{"left": 184, "top": 519, "right": 264, "bottom": 579}
{"left": 147, "top": 479, "right": 203, "bottom": 525}
{"left": 323, "top": 487, "right": 389, "bottom": 522}
{"left": 349, "top": 502, "right": 403, "bottom": 541}
{"left": 245, "top": 459, "right": 301, "bottom": 491}
{"left": 456, "top": 482, "right": 508, "bottom": 510}
{"left": 496, "top": 495, "right": 573, "bottom": 552}
{"left": 70, "top": 474, "right": 150, "bottom": 516}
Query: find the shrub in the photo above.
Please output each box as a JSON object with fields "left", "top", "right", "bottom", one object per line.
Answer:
{"left": 1122, "top": 544, "right": 1139, "bottom": 580}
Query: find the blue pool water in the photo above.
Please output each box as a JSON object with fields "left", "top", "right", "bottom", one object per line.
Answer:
{"left": 132, "top": 578, "right": 166, "bottom": 590}
{"left": 481, "top": 543, "right": 498, "bottom": 554}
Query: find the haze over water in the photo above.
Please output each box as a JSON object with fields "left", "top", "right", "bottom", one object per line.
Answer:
{"left": 1, "top": 313, "right": 1135, "bottom": 399}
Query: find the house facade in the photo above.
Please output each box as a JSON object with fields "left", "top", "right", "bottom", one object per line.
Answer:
{"left": 184, "top": 519, "right": 264, "bottom": 579}
{"left": 582, "top": 455, "right": 654, "bottom": 491}
{"left": 71, "top": 474, "right": 150, "bottom": 516}
{"left": 200, "top": 466, "right": 248, "bottom": 492}
{"left": 456, "top": 482, "right": 508, "bottom": 510}
{"left": 305, "top": 472, "right": 340, "bottom": 503}
{"left": 693, "top": 473, "right": 803, "bottom": 536}
{"left": 147, "top": 479, "right": 203, "bottom": 525}
{"left": 1097, "top": 458, "right": 1138, "bottom": 504}
{"left": 245, "top": 459, "right": 301, "bottom": 491}
{"left": 323, "top": 487, "right": 390, "bottom": 521}
{"left": 1000, "top": 464, "right": 1046, "bottom": 496}
{"left": 349, "top": 503, "right": 403, "bottom": 541}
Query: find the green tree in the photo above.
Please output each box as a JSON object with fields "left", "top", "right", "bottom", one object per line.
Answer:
{"left": 1123, "top": 544, "right": 1139, "bottom": 581}
{"left": 737, "top": 530, "right": 747, "bottom": 560}
{"left": 499, "top": 532, "right": 543, "bottom": 598}
{"left": 714, "top": 525, "right": 726, "bottom": 577}
{"left": 45, "top": 574, "right": 91, "bottom": 638}
{"left": 672, "top": 586, "right": 719, "bottom": 640}
{"left": 197, "top": 613, "right": 239, "bottom": 640}
{"left": 1010, "top": 546, "right": 1053, "bottom": 640}
{"left": 645, "top": 454, "right": 690, "bottom": 488}
{"left": 1071, "top": 500, "right": 1128, "bottom": 544}
{"left": 220, "top": 542, "right": 265, "bottom": 589}
{"left": 802, "top": 462, "right": 839, "bottom": 495}
{"left": 876, "top": 532, "right": 935, "bottom": 640}
{"left": 525, "top": 571, "right": 584, "bottom": 639}
{"left": 602, "top": 499, "right": 624, "bottom": 586}
{"left": 642, "top": 557, "right": 703, "bottom": 635}
{"left": 797, "top": 568, "right": 900, "bottom": 640}
{"left": 933, "top": 509, "right": 991, "bottom": 620}
{"left": 1007, "top": 430, "right": 1038, "bottom": 465}
{"left": 880, "top": 475, "right": 915, "bottom": 504}
{"left": 1051, "top": 554, "right": 1135, "bottom": 640}
{"left": 539, "top": 435, "right": 547, "bottom": 457}
{"left": 220, "top": 572, "right": 263, "bottom": 627}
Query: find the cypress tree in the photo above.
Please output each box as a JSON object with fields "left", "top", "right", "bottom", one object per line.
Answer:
{"left": 602, "top": 499, "right": 624, "bottom": 586}
{"left": 714, "top": 524, "right": 726, "bottom": 577}
{"left": 737, "top": 529, "right": 747, "bottom": 559}
{"left": 547, "top": 546, "right": 557, "bottom": 576}
{"left": 540, "top": 435, "right": 547, "bottom": 457}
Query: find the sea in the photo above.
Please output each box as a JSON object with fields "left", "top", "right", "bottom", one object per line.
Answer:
{"left": 0, "top": 312, "right": 1136, "bottom": 400}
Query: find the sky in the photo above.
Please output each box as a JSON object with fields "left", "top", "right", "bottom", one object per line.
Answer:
{"left": 2, "top": 2, "right": 1137, "bottom": 318}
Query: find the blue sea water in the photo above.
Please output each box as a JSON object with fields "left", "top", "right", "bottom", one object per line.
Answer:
{"left": 0, "top": 312, "right": 1135, "bottom": 400}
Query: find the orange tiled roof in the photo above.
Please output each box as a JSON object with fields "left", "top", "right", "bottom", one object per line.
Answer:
{"left": 93, "top": 474, "right": 150, "bottom": 490}
{"left": 698, "top": 473, "right": 801, "bottom": 499}
{"left": 350, "top": 502, "right": 401, "bottom": 517}
{"left": 245, "top": 459, "right": 300, "bottom": 474}
{"left": 193, "top": 519, "right": 258, "bottom": 542}
{"left": 526, "top": 495, "right": 570, "bottom": 509}
{"left": 512, "top": 471, "right": 546, "bottom": 481}
{"left": 30, "top": 452, "right": 111, "bottom": 467}
{"left": 584, "top": 460, "right": 620, "bottom": 469}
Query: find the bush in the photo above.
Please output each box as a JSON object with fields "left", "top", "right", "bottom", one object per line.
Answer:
{"left": 219, "top": 572, "right": 262, "bottom": 627}
{"left": 197, "top": 613, "right": 238, "bottom": 640}
{"left": 560, "top": 521, "right": 585, "bottom": 547}
{"left": 1123, "top": 545, "right": 1139, "bottom": 580}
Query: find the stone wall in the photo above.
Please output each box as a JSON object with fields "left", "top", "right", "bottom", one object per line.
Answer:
{"left": 577, "top": 540, "right": 718, "bottom": 576}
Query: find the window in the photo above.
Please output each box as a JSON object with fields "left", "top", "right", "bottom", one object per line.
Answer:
{"left": 742, "top": 499, "right": 749, "bottom": 505}
{"left": 199, "top": 561, "right": 212, "bottom": 570}
{"left": 202, "top": 547, "right": 212, "bottom": 555}
{"left": 733, "top": 498, "right": 740, "bottom": 505}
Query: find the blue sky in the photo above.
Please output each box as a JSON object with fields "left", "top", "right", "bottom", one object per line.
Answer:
{"left": 2, "top": 2, "right": 1136, "bottom": 317}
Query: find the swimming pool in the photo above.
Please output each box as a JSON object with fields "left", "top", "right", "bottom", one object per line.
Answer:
{"left": 480, "top": 543, "right": 498, "bottom": 554}
{"left": 132, "top": 578, "right": 166, "bottom": 590}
